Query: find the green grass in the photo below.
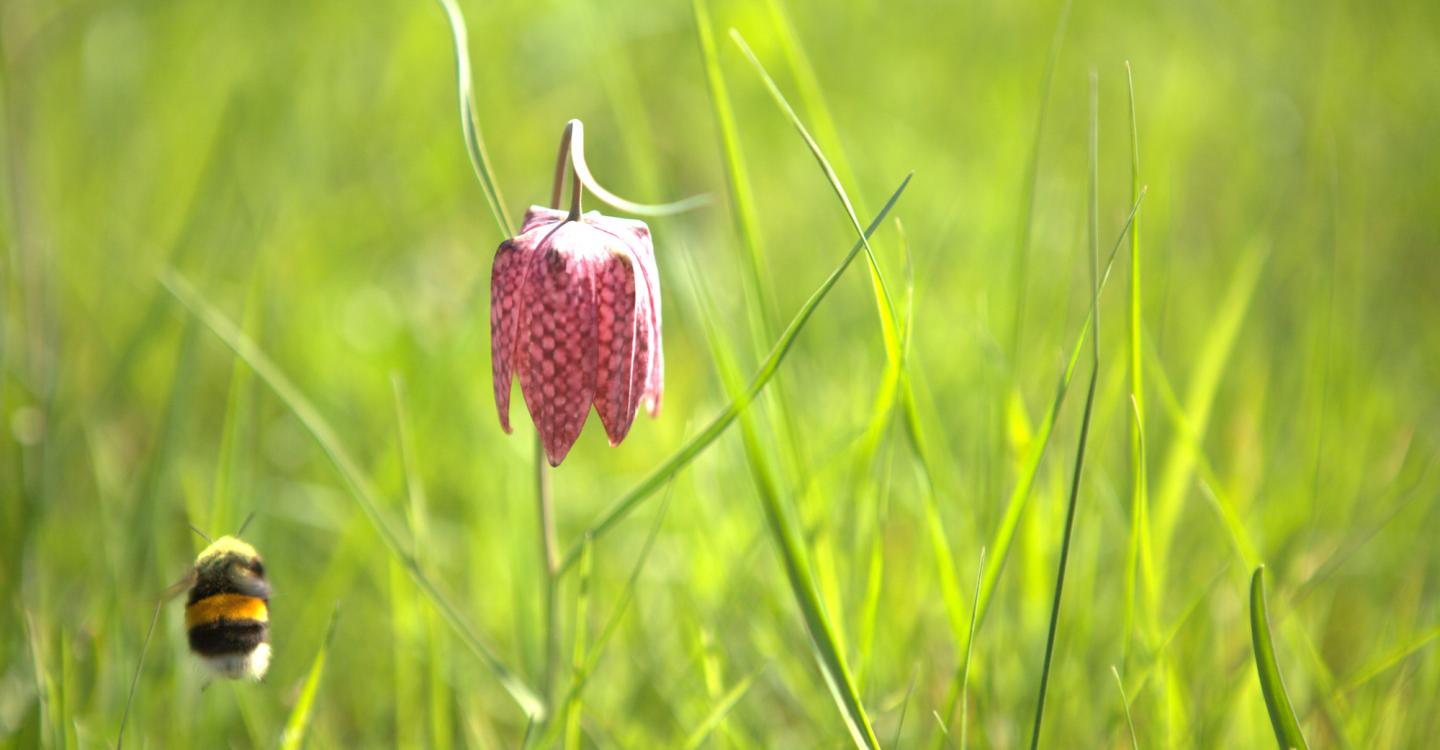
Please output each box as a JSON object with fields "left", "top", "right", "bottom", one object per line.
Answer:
{"left": 4, "top": 0, "right": 1440, "bottom": 746}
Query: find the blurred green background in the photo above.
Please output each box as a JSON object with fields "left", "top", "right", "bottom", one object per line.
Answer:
{"left": 3, "top": 0, "right": 1439, "bottom": 746}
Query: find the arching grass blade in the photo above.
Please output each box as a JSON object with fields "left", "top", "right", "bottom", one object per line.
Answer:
{"left": 1250, "top": 566, "right": 1311, "bottom": 750}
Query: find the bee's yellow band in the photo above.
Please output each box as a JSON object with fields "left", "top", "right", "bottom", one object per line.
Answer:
{"left": 185, "top": 593, "right": 268, "bottom": 629}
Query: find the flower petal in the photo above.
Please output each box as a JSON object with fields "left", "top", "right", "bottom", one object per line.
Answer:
{"left": 592, "top": 218, "right": 663, "bottom": 416}
{"left": 490, "top": 238, "right": 530, "bottom": 433}
{"left": 630, "top": 262, "right": 656, "bottom": 418}
{"left": 628, "top": 227, "right": 663, "bottom": 416}
{"left": 521, "top": 205, "right": 568, "bottom": 233}
{"left": 516, "top": 227, "right": 601, "bottom": 466}
{"left": 591, "top": 251, "right": 642, "bottom": 446}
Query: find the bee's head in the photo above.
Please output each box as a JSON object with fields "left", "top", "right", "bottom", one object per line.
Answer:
{"left": 194, "top": 535, "right": 270, "bottom": 599}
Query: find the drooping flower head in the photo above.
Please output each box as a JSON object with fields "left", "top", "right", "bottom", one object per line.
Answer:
{"left": 491, "top": 206, "right": 662, "bottom": 466}
{"left": 491, "top": 120, "right": 702, "bottom": 466}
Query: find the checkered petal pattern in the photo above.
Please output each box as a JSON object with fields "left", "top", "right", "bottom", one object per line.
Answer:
{"left": 491, "top": 206, "right": 663, "bottom": 466}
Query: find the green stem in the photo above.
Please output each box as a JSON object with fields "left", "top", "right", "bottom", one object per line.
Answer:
{"left": 537, "top": 425, "right": 559, "bottom": 710}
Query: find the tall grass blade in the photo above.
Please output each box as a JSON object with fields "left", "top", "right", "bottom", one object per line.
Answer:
{"left": 208, "top": 279, "right": 258, "bottom": 536}
{"left": 691, "top": 0, "right": 806, "bottom": 489}
{"left": 279, "top": 606, "right": 340, "bottom": 750}
{"left": 1122, "top": 59, "right": 1154, "bottom": 670}
{"left": 756, "top": 0, "right": 902, "bottom": 365}
{"left": 537, "top": 487, "right": 675, "bottom": 750}
{"left": 434, "top": 0, "right": 513, "bottom": 237}
{"left": 752, "top": 5, "right": 960, "bottom": 505}
{"left": 1007, "top": 0, "right": 1073, "bottom": 358}
{"left": 680, "top": 671, "right": 759, "bottom": 750}
{"left": 1249, "top": 566, "right": 1311, "bottom": 750}
{"left": 1027, "top": 71, "right": 1101, "bottom": 750}
{"left": 560, "top": 174, "right": 913, "bottom": 572}
{"left": 1146, "top": 353, "right": 1258, "bottom": 568}
{"left": 891, "top": 671, "right": 919, "bottom": 749}
{"left": 1151, "top": 246, "right": 1266, "bottom": 564}
{"left": 1342, "top": 626, "right": 1440, "bottom": 692}
{"left": 391, "top": 376, "right": 453, "bottom": 750}
{"left": 687, "top": 241, "right": 879, "bottom": 749}
{"left": 690, "top": 0, "right": 774, "bottom": 334}
{"left": 728, "top": 30, "right": 900, "bottom": 357}
{"left": 161, "top": 271, "right": 545, "bottom": 719}
{"left": 742, "top": 411, "right": 880, "bottom": 749}
{"left": 562, "top": 539, "right": 593, "bottom": 750}
{"left": 726, "top": 30, "right": 967, "bottom": 662}
{"left": 971, "top": 188, "right": 1145, "bottom": 633}
{"left": 1111, "top": 666, "right": 1140, "bottom": 750}
{"left": 855, "top": 431, "right": 897, "bottom": 690}
{"left": 959, "top": 547, "right": 986, "bottom": 750}
{"left": 115, "top": 602, "right": 162, "bottom": 750}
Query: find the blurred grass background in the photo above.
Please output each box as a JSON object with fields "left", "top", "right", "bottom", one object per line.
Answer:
{"left": 3, "top": 0, "right": 1440, "bottom": 746}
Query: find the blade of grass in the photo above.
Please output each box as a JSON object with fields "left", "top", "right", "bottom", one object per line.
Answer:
{"left": 891, "top": 671, "right": 919, "bottom": 749}
{"left": 562, "top": 538, "right": 593, "bottom": 750}
{"left": 960, "top": 547, "right": 986, "bottom": 750}
{"left": 756, "top": 0, "right": 900, "bottom": 362}
{"left": 559, "top": 174, "right": 913, "bottom": 572}
{"left": 434, "top": 0, "right": 558, "bottom": 727}
{"left": 855, "top": 427, "right": 898, "bottom": 690}
{"left": 1007, "top": 0, "right": 1074, "bottom": 360}
{"left": 207, "top": 280, "right": 258, "bottom": 537}
{"left": 1145, "top": 351, "right": 1258, "bottom": 568}
{"left": 680, "top": 671, "right": 760, "bottom": 750}
{"left": 971, "top": 187, "right": 1145, "bottom": 631}
{"left": 1112, "top": 666, "right": 1140, "bottom": 750}
{"left": 389, "top": 552, "right": 422, "bottom": 746}
{"left": 739, "top": 378, "right": 881, "bottom": 750}
{"left": 1341, "top": 626, "right": 1440, "bottom": 692}
{"left": 23, "top": 610, "right": 56, "bottom": 750}
{"left": 1289, "top": 619, "right": 1358, "bottom": 749}
{"left": 1122, "top": 59, "right": 1155, "bottom": 671}
{"left": 1123, "top": 393, "right": 1152, "bottom": 664}
{"left": 930, "top": 192, "right": 1144, "bottom": 749}
{"left": 536, "top": 484, "right": 676, "bottom": 750}
{"left": 1250, "top": 566, "right": 1311, "bottom": 750}
{"left": 686, "top": 243, "right": 879, "bottom": 748}
{"left": 116, "top": 602, "right": 163, "bottom": 750}
{"left": 728, "top": 30, "right": 899, "bottom": 361}
{"left": 433, "top": 0, "right": 512, "bottom": 237}
{"left": 692, "top": 0, "right": 811, "bottom": 561}
{"left": 756, "top": 1, "right": 957, "bottom": 504}
{"left": 1027, "top": 71, "right": 1103, "bottom": 750}
{"left": 750, "top": 5, "right": 966, "bottom": 505}
{"left": 727, "top": 29, "right": 969, "bottom": 668}
{"left": 1152, "top": 245, "right": 1267, "bottom": 566}
{"left": 391, "top": 376, "right": 454, "bottom": 750}
{"left": 692, "top": 0, "right": 777, "bottom": 337}
{"left": 1119, "top": 562, "right": 1231, "bottom": 698}
{"left": 279, "top": 605, "right": 340, "bottom": 750}
{"left": 161, "top": 271, "right": 545, "bottom": 719}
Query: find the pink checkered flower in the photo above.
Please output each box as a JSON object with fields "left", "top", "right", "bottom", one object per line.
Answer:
{"left": 491, "top": 205, "right": 663, "bottom": 466}
{"left": 488, "top": 120, "right": 703, "bottom": 466}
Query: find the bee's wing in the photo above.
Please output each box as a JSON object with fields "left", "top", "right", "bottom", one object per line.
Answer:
{"left": 231, "top": 569, "right": 271, "bottom": 599}
{"left": 162, "top": 569, "right": 197, "bottom": 601}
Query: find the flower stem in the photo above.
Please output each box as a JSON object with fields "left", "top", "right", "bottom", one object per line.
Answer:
{"left": 535, "top": 432, "right": 559, "bottom": 705}
{"left": 550, "top": 122, "right": 575, "bottom": 210}
{"left": 567, "top": 167, "right": 582, "bottom": 222}
{"left": 550, "top": 118, "right": 708, "bottom": 217}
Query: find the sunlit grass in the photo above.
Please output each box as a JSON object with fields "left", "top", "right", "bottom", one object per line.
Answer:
{"left": 3, "top": 0, "right": 1439, "bottom": 746}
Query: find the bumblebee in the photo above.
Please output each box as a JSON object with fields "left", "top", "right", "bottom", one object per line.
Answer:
{"left": 178, "top": 531, "right": 272, "bottom": 680}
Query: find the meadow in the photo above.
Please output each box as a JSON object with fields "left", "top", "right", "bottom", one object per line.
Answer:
{"left": 3, "top": 0, "right": 1439, "bottom": 746}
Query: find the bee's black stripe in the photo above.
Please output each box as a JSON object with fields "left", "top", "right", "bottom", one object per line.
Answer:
{"left": 188, "top": 619, "right": 268, "bottom": 657}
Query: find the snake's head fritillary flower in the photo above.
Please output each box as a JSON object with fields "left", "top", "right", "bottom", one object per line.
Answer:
{"left": 491, "top": 206, "right": 663, "bottom": 466}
